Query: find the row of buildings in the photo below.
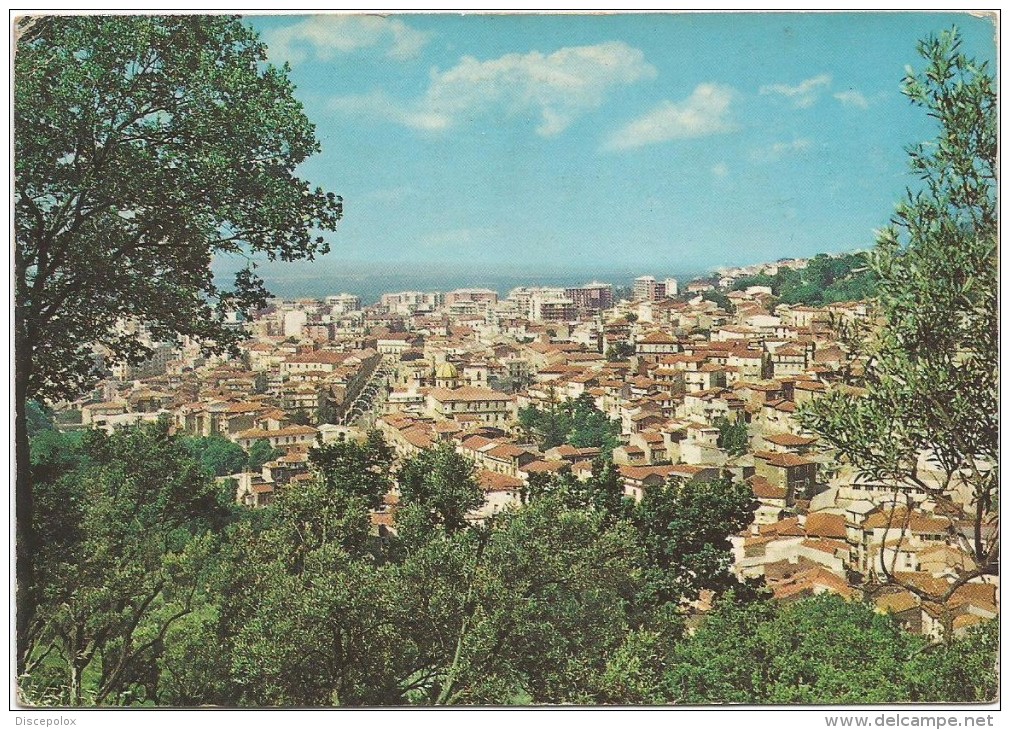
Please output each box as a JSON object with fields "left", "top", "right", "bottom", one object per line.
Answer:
{"left": 66, "top": 264, "right": 994, "bottom": 641}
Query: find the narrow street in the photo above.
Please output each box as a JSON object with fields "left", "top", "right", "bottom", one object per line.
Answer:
{"left": 339, "top": 360, "right": 393, "bottom": 429}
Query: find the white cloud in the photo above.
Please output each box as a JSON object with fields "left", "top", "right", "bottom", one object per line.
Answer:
{"left": 263, "top": 15, "right": 431, "bottom": 63}
{"left": 329, "top": 41, "right": 656, "bottom": 137}
{"left": 750, "top": 138, "right": 812, "bottom": 163}
{"left": 602, "top": 83, "right": 738, "bottom": 152}
{"left": 711, "top": 162, "right": 729, "bottom": 178}
{"left": 759, "top": 74, "right": 832, "bottom": 108}
{"left": 833, "top": 89, "right": 870, "bottom": 109}
{"left": 328, "top": 90, "right": 457, "bottom": 132}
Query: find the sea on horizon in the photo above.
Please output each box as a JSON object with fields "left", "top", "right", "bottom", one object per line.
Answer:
{"left": 216, "top": 261, "right": 705, "bottom": 305}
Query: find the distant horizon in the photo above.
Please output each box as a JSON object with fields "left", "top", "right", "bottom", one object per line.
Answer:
{"left": 226, "top": 262, "right": 705, "bottom": 304}
{"left": 217, "top": 248, "right": 864, "bottom": 304}
{"left": 213, "top": 245, "right": 859, "bottom": 304}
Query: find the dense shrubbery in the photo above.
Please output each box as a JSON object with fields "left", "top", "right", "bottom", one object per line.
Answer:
{"left": 663, "top": 595, "right": 998, "bottom": 704}
{"left": 19, "top": 421, "right": 997, "bottom": 706}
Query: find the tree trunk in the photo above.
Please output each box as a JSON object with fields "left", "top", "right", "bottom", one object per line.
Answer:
{"left": 69, "top": 654, "right": 85, "bottom": 707}
{"left": 15, "top": 309, "right": 36, "bottom": 677}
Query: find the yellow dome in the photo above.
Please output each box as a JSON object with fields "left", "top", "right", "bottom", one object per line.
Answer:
{"left": 435, "top": 361, "right": 459, "bottom": 380}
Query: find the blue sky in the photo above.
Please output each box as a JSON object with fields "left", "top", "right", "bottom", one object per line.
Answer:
{"left": 235, "top": 12, "right": 996, "bottom": 282}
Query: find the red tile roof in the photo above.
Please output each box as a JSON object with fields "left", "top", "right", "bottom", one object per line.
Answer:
{"left": 638, "top": 331, "right": 679, "bottom": 345}
{"left": 801, "top": 538, "right": 849, "bottom": 555}
{"left": 754, "top": 450, "right": 816, "bottom": 468}
{"left": 804, "top": 512, "right": 847, "bottom": 539}
{"left": 286, "top": 351, "right": 351, "bottom": 365}
{"left": 794, "top": 380, "right": 827, "bottom": 392}
{"left": 370, "top": 512, "right": 395, "bottom": 527}
{"left": 861, "top": 509, "right": 952, "bottom": 534}
{"left": 759, "top": 516, "right": 806, "bottom": 538}
{"left": 235, "top": 425, "right": 318, "bottom": 440}
{"left": 427, "top": 387, "right": 514, "bottom": 403}
{"left": 520, "top": 460, "right": 569, "bottom": 475}
{"left": 750, "top": 476, "right": 787, "bottom": 501}
{"left": 401, "top": 426, "right": 434, "bottom": 449}
{"left": 772, "top": 567, "right": 855, "bottom": 601}
{"left": 461, "top": 435, "right": 495, "bottom": 451}
{"left": 764, "top": 432, "right": 817, "bottom": 447}
{"left": 487, "top": 444, "right": 532, "bottom": 460}
{"left": 477, "top": 470, "right": 525, "bottom": 492}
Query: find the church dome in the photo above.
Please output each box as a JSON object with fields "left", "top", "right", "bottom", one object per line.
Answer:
{"left": 435, "top": 361, "right": 459, "bottom": 380}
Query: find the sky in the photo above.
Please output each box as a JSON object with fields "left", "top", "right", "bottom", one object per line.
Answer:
{"left": 227, "top": 12, "right": 997, "bottom": 285}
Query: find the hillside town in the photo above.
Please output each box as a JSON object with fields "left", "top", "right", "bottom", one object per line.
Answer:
{"left": 55, "top": 256, "right": 996, "bottom": 643}
{"left": 14, "top": 10, "right": 1001, "bottom": 711}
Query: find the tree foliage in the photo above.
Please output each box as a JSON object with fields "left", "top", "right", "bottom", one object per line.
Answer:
{"left": 630, "top": 477, "right": 757, "bottom": 605}
{"left": 606, "top": 341, "right": 635, "bottom": 361}
{"left": 182, "top": 435, "right": 247, "bottom": 477}
{"left": 315, "top": 398, "right": 339, "bottom": 425}
{"left": 714, "top": 416, "right": 749, "bottom": 456}
{"left": 591, "top": 626, "right": 679, "bottom": 704}
{"left": 799, "top": 28, "right": 998, "bottom": 591}
{"left": 187, "top": 468, "right": 391, "bottom": 706}
{"left": 164, "top": 484, "right": 652, "bottom": 706}
{"left": 524, "top": 460, "right": 628, "bottom": 522}
{"left": 21, "top": 422, "right": 232, "bottom": 705}
{"left": 397, "top": 443, "right": 484, "bottom": 535}
{"left": 288, "top": 408, "right": 313, "bottom": 426}
{"left": 309, "top": 430, "right": 395, "bottom": 512}
{"left": 916, "top": 616, "right": 999, "bottom": 702}
{"left": 729, "top": 251, "right": 878, "bottom": 306}
{"left": 517, "top": 393, "right": 621, "bottom": 454}
{"left": 14, "top": 15, "right": 341, "bottom": 403}
{"left": 14, "top": 14, "right": 341, "bottom": 673}
{"left": 21, "top": 424, "right": 998, "bottom": 706}
{"left": 663, "top": 594, "right": 997, "bottom": 704}
{"left": 26, "top": 401, "right": 55, "bottom": 437}
{"left": 700, "top": 289, "right": 732, "bottom": 312}
{"left": 391, "top": 497, "right": 647, "bottom": 705}
{"left": 222, "top": 539, "right": 401, "bottom": 705}
{"left": 246, "top": 439, "right": 283, "bottom": 473}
